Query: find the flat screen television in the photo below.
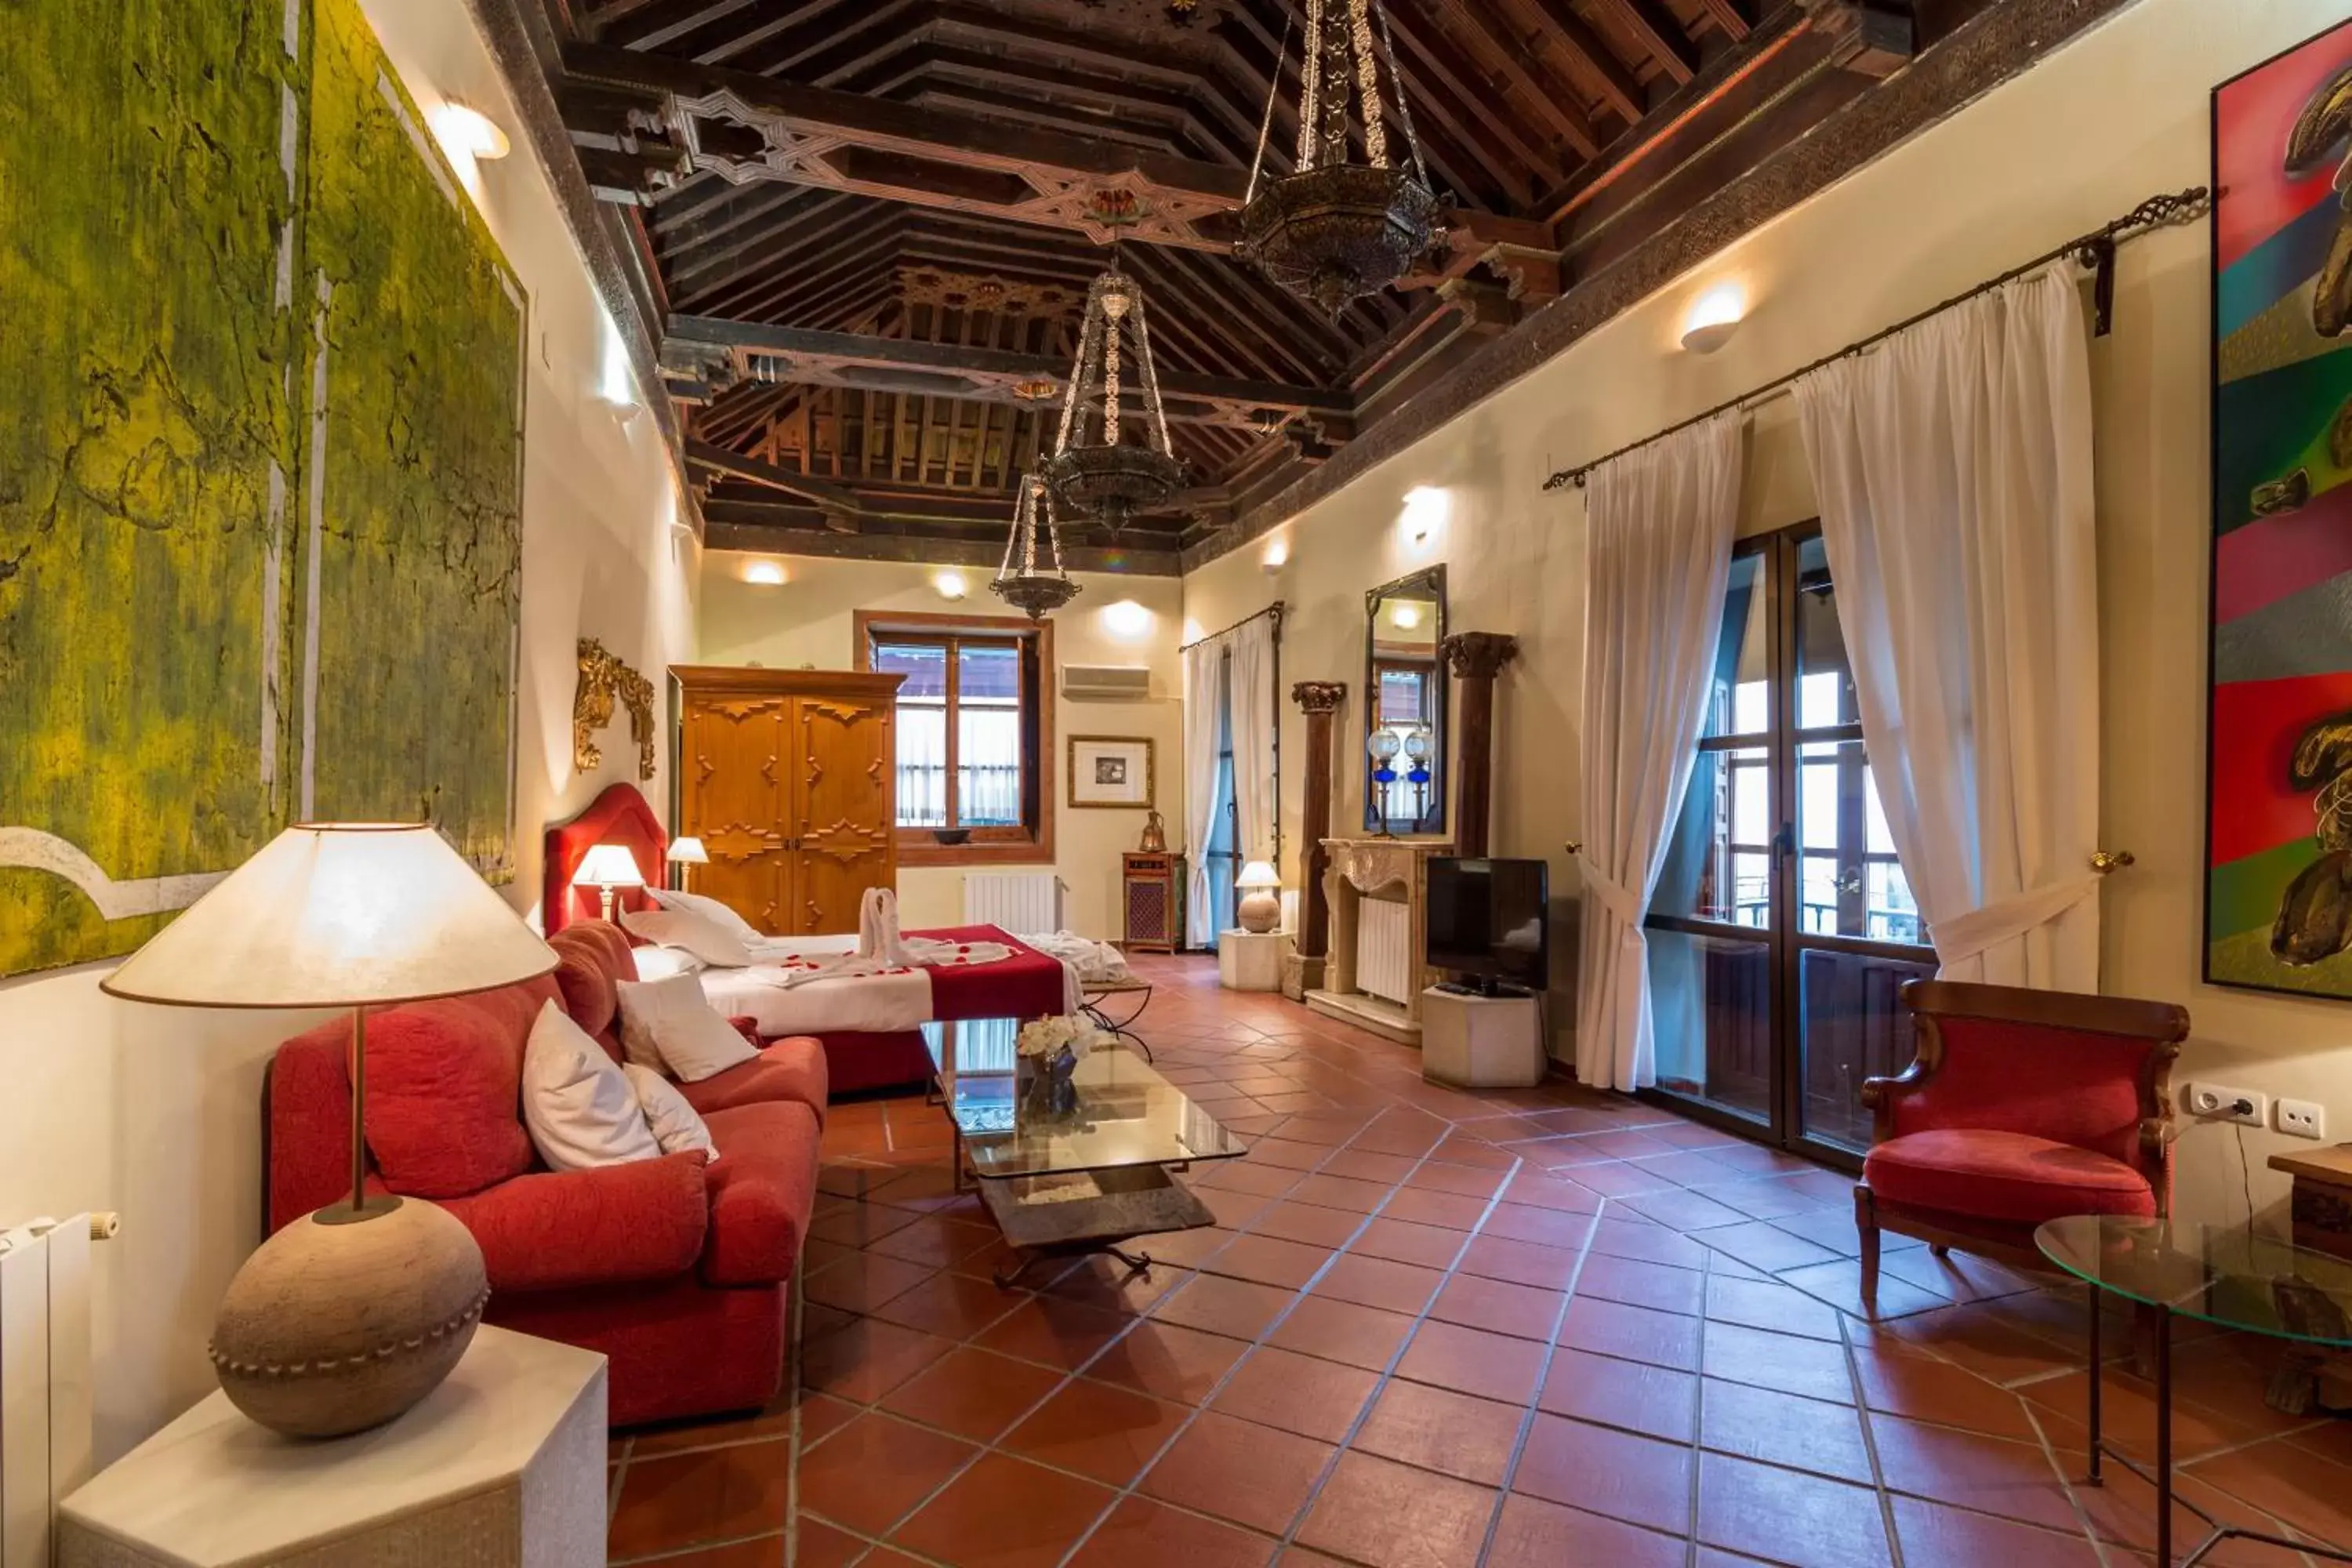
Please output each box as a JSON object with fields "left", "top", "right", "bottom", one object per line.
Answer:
{"left": 1426, "top": 857, "right": 1549, "bottom": 996}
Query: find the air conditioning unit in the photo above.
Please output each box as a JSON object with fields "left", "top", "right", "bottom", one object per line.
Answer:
{"left": 1062, "top": 664, "right": 1153, "bottom": 702}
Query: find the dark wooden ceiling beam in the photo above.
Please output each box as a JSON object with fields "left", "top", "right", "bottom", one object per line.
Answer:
{"left": 1584, "top": 0, "right": 1702, "bottom": 84}
{"left": 1439, "top": 2, "right": 1603, "bottom": 161}
{"left": 1696, "top": 0, "right": 1758, "bottom": 42}
{"left": 1515, "top": 0, "right": 1649, "bottom": 124}
{"left": 671, "top": 316, "right": 1351, "bottom": 419}
{"left": 1375, "top": 7, "right": 1560, "bottom": 204}
{"left": 702, "top": 512, "right": 1185, "bottom": 577}
{"left": 686, "top": 438, "right": 865, "bottom": 528}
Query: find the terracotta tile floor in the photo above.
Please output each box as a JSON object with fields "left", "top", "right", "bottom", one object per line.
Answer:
{"left": 605, "top": 956, "right": 2352, "bottom": 1566}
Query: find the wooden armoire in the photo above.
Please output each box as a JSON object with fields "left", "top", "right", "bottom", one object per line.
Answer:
{"left": 672, "top": 666, "right": 904, "bottom": 937}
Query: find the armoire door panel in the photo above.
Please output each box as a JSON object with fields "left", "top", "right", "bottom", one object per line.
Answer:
{"left": 789, "top": 696, "right": 895, "bottom": 936}
{"left": 684, "top": 700, "right": 791, "bottom": 935}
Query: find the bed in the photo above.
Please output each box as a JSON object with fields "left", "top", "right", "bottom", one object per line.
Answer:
{"left": 544, "top": 784, "right": 1074, "bottom": 1091}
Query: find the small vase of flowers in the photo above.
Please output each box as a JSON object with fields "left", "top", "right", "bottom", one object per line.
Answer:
{"left": 1015, "top": 1014, "right": 1107, "bottom": 1118}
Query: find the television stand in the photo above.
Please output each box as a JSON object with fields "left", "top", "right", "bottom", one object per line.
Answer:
{"left": 1436, "top": 978, "right": 1535, "bottom": 1000}
{"left": 1420, "top": 985, "right": 1546, "bottom": 1089}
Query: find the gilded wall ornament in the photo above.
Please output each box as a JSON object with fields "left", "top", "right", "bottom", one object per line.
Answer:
{"left": 575, "top": 637, "right": 658, "bottom": 781}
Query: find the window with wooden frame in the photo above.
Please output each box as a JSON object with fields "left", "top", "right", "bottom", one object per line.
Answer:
{"left": 855, "top": 609, "right": 1055, "bottom": 868}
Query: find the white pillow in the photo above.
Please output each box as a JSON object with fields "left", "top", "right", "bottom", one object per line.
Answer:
{"left": 626, "top": 1064, "right": 719, "bottom": 1159}
{"left": 630, "top": 944, "right": 704, "bottom": 982}
{"left": 620, "top": 906, "right": 752, "bottom": 968}
{"left": 616, "top": 972, "right": 760, "bottom": 1082}
{"left": 651, "top": 887, "right": 762, "bottom": 943}
{"left": 522, "top": 1000, "right": 661, "bottom": 1172}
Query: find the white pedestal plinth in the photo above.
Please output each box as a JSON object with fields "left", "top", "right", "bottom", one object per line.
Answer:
{"left": 1421, "top": 987, "right": 1546, "bottom": 1088}
{"left": 60, "top": 1327, "right": 607, "bottom": 1568}
{"left": 1218, "top": 929, "right": 1289, "bottom": 992}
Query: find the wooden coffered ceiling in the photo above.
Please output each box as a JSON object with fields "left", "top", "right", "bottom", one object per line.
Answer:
{"left": 532, "top": 0, "right": 1957, "bottom": 572}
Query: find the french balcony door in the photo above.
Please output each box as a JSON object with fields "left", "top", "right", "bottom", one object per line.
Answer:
{"left": 1642, "top": 525, "right": 1937, "bottom": 1163}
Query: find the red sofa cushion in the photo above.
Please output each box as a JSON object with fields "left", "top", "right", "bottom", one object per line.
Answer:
{"left": 1864, "top": 1129, "right": 2157, "bottom": 1226}
{"left": 550, "top": 920, "right": 637, "bottom": 1062}
{"left": 678, "top": 1036, "right": 829, "bottom": 1120}
{"left": 358, "top": 985, "right": 551, "bottom": 1199}
{"left": 433, "top": 1152, "right": 711, "bottom": 1293}
{"left": 699, "top": 1101, "right": 822, "bottom": 1287}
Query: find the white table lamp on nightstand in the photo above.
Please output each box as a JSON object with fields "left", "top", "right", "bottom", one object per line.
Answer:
{"left": 666, "top": 834, "right": 708, "bottom": 892}
{"left": 1236, "top": 859, "right": 1283, "bottom": 934}
{"left": 575, "top": 841, "right": 645, "bottom": 921}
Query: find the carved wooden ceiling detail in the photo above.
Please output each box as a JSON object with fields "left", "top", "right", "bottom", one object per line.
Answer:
{"left": 537, "top": 0, "right": 1994, "bottom": 568}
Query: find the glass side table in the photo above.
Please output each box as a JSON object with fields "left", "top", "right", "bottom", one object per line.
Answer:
{"left": 2036, "top": 1215, "right": 2352, "bottom": 1566}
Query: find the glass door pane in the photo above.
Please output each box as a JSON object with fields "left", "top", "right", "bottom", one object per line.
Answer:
{"left": 1649, "top": 927, "right": 1773, "bottom": 1127}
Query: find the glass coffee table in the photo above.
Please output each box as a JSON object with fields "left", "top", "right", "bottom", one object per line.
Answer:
{"left": 2037, "top": 1214, "right": 2352, "bottom": 1566}
{"left": 924, "top": 1018, "right": 1247, "bottom": 1287}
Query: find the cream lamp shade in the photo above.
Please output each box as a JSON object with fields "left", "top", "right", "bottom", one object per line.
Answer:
{"left": 576, "top": 842, "right": 647, "bottom": 888}
{"left": 101, "top": 822, "right": 556, "bottom": 1009}
{"left": 97, "top": 822, "right": 552, "bottom": 1442}
{"left": 1236, "top": 859, "right": 1283, "bottom": 935}
{"left": 666, "top": 836, "right": 710, "bottom": 865}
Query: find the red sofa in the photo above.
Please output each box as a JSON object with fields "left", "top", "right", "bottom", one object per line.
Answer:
{"left": 266, "top": 920, "right": 828, "bottom": 1427}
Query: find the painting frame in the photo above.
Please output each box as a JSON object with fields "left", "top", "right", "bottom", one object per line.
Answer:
{"left": 2205, "top": 17, "right": 2352, "bottom": 1001}
{"left": 1067, "top": 735, "right": 1155, "bottom": 811}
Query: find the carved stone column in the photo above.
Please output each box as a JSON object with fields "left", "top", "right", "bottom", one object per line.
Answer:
{"left": 1440, "top": 632, "right": 1519, "bottom": 859}
{"left": 1287, "top": 681, "right": 1347, "bottom": 999}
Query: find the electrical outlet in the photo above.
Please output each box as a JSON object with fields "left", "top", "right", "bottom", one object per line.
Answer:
{"left": 2278, "top": 1098, "right": 2327, "bottom": 1140}
{"left": 2187, "top": 1083, "right": 2267, "bottom": 1127}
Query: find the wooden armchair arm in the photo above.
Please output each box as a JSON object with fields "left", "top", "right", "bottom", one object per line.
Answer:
{"left": 1859, "top": 1022, "right": 1946, "bottom": 1145}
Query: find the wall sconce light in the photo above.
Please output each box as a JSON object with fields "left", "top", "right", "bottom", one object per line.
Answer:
{"left": 1391, "top": 602, "right": 1423, "bottom": 631}
{"left": 1102, "top": 599, "right": 1153, "bottom": 637}
{"left": 1401, "top": 487, "right": 1447, "bottom": 546}
{"left": 933, "top": 570, "right": 969, "bottom": 601}
{"left": 1681, "top": 282, "right": 1745, "bottom": 354}
{"left": 1261, "top": 536, "right": 1290, "bottom": 573}
{"left": 742, "top": 560, "right": 786, "bottom": 586}
{"left": 430, "top": 101, "right": 511, "bottom": 163}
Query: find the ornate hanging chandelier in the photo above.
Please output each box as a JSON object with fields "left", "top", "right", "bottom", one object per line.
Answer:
{"left": 991, "top": 474, "right": 1083, "bottom": 621}
{"left": 1041, "top": 269, "right": 1187, "bottom": 534}
{"left": 1237, "top": 0, "right": 1442, "bottom": 316}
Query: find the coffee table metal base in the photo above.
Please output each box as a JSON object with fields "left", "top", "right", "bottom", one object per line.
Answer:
{"left": 2080, "top": 1287, "right": 2352, "bottom": 1566}
{"left": 976, "top": 1166, "right": 1214, "bottom": 1289}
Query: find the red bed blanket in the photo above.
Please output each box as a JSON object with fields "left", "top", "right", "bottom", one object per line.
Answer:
{"left": 802, "top": 924, "right": 1071, "bottom": 1094}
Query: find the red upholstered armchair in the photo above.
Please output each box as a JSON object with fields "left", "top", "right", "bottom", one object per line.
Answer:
{"left": 1857, "top": 980, "right": 2189, "bottom": 1300}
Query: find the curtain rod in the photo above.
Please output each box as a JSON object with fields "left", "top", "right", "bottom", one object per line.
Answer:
{"left": 1540, "top": 185, "right": 2210, "bottom": 493}
{"left": 1181, "top": 599, "right": 1287, "bottom": 652}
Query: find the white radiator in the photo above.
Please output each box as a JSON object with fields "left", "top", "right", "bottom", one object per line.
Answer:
{"left": 963, "top": 872, "right": 1064, "bottom": 935}
{"left": 0, "top": 1214, "right": 112, "bottom": 1568}
{"left": 1358, "top": 898, "right": 1414, "bottom": 1005}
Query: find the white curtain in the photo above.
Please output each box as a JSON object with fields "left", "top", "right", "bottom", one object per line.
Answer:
{"left": 1228, "top": 617, "right": 1278, "bottom": 869}
{"left": 1576, "top": 413, "right": 1744, "bottom": 1091}
{"left": 1182, "top": 637, "right": 1225, "bottom": 948}
{"left": 1792, "top": 263, "right": 2098, "bottom": 989}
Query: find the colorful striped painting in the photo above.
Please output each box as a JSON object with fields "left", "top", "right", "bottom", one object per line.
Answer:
{"left": 2209, "top": 17, "right": 2352, "bottom": 998}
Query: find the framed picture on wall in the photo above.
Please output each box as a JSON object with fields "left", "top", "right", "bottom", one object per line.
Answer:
{"left": 2207, "top": 19, "right": 2352, "bottom": 1000}
{"left": 1068, "top": 736, "right": 1155, "bottom": 810}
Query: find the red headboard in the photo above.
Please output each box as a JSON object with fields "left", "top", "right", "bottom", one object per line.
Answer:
{"left": 543, "top": 782, "right": 668, "bottom": 935}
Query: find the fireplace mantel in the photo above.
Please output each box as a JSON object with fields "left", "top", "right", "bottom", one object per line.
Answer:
{"left": 1306, "top": 837, "right": 1453, "bottom": 1044}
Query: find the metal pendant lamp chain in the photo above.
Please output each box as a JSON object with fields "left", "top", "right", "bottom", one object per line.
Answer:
{"left": 992, "top": 473, "right": 1081, "bottom": 621}
{"left": 1041, "top": 256, "right": 1186, "bottom": 535}
{"left": 1240, "top": 0, "right": 1442, "bottom": 316}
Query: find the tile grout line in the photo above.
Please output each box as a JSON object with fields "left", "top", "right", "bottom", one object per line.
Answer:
{"left": 1838, "top": 1305, "right": 1907, "bottom": 1568}
{"left": 1468, "top": 1177, "right": 1609, "bottom": 1566}
{"left": 1051, "top": 1108, "right": 1519, "bottom": 1567}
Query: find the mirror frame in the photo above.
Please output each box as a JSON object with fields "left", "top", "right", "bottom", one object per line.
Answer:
{"left": 1363, "top": 564, "right": 1447, "bottom": 835}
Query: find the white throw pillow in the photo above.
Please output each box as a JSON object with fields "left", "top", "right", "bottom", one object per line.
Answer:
{"left": 651, "top": 887, "right": 763, "bottom": 943}
{"left": 630, "top": 944, "right": 704, "bottom": 982}
{"left": 620, "top": 906, "right": 752, "bottom": 968}
{"left": 521, "top": 1000, "right": 661, "bottom": 1172}
{"left": 616, "top": 971, "right": 760, "bottom": 1082}
{"left": 625, "top": 1064, "right": 719, "bottom": 1159}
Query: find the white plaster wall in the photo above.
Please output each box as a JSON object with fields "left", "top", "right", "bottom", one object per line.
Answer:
{"left": 699, "top": 554, "right": 1185, "bottom": 940}
{"left": 0, "top": 0, "right": 695, "bottom": 1461}
{"left": 1185, "top": 0, "right": 2352, "bottom": 1227}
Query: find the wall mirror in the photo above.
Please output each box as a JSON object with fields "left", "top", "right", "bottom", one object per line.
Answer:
{"left": 1363, "top": 565, "right": 1446, "bottom": 835}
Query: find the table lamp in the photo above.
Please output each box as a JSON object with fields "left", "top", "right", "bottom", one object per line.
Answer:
{"left": 666, "top": 834, "right": 708, "bottom": 892}
{"left": 576, "top": 841, "right": 646, "bottom": 921}
{"left": 1237, "top": 860, "right": 1283, "bottom": 934}
{"left": 100, "top": 822, "right": 557, "bottom": 1439}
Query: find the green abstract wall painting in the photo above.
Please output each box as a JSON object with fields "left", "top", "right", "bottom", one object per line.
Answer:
{"left": 0, "top": 0, "right": 525, "bottom": 980}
